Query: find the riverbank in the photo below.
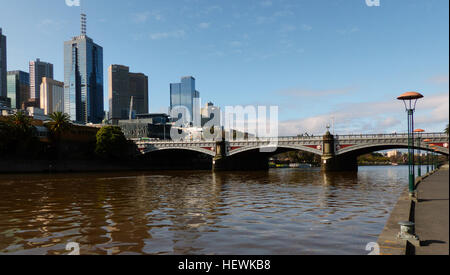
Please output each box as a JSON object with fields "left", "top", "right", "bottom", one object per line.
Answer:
{"left": 377, "top": 163, "right": 449, "bottom": 255}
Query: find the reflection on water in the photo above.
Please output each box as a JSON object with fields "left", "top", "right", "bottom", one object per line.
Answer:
{"left": 0, "top": 166, "right": 414, "bottom": 255}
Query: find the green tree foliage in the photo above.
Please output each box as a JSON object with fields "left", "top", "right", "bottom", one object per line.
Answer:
{"left": 9, "top": 111, "right": 33, "bottom": 135}
{"left": 445, "top": 124, "right": 449, "bottom": 135}
{"left": 44, "top": 112, "right": 72, "bottom": 160}
{"left": 46, "top": 112, "right": 72, "bottom": 140}
{"left": 95, "top": 126, "right": 129, "bottom": 159}
{"left": 272, "top": 151, "right": 321, "bottom": 165}
{"left": 0, "top": 120, "right": 14, "bottom": 154}
{"left": 358, "top": 153, "right": 390, "bottom": 165}
{"left": 0, "top": 111, "right": 38, "bottom": 156}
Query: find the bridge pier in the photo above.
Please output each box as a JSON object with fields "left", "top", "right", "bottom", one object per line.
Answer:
{"left": 321, "top": 154, "right": 358, "bottom": 172}
{"left": 213, "top": 140, "right": 269, "bottom": 171}
{"left": 321, "top": 130, "right": 358, "bottom": 172}
{"left": 212, "top": 139, "right": 227, "bottom": 171}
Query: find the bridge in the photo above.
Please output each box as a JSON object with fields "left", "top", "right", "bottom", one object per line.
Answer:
{"left": 134, "top": 132, "right": 449, "bottom": 171}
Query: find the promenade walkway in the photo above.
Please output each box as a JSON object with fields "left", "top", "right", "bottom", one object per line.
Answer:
{"left": 415, "top": 164, "right": 449, "bottom": 255}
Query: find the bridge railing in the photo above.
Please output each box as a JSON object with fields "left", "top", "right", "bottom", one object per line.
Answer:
{"left": 335, "top": 133, "right": 448, "bottom": 140}
{"left": 133, "top": 136, "right": 324, "bottom": 144}
{"left": 131, "top": 133, "right": 448, "bottom": 144}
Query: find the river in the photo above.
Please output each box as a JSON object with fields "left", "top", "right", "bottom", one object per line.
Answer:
{"left": 0, "top": 166, "right": 423, "bottom": 255}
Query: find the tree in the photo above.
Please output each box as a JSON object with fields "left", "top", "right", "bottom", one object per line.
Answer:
{"left": 45, "top": 112, "right": 72, "bottom": 160}
{"left": 9, "top": 111, "right": 33, "bottom": 135}
{"left": 95, "top": 126, "right": 129, "bottom": 159}
{"left": 46, "top": 112, "right": 72, "bottom": 139}
{"left": 5, "top": 111, "right": 38, "bottom": 156}
{"left": 0, "top": 120, "right": 14, "bottom": 154}
{"left": 445, "top": 124, "right": 449, "bottom": 135}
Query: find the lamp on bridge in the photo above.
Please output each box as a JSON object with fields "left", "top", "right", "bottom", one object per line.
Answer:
{"left": 423, "top": 139, "right": 432, "bottom": 174}
{"left": 397, "top": 91, "right": 424, "bottom": 197}
{"left": 414, "top": 129, "right": 425, "bottom": 177}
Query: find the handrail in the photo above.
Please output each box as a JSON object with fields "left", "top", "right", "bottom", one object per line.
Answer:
{"left": 132, "top": 133, "right": 449, "bottom": 144}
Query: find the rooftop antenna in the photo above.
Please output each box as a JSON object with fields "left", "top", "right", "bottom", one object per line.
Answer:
{"left": 81, "top": 11, "right": 87, "bottom": 35}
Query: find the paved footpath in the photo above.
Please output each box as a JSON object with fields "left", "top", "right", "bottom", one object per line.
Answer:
{"left": 415, "top": 165, "right": 449, "bottom": 255}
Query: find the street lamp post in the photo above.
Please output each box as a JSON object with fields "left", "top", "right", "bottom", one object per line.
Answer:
{"left": 414, "top": 129, "right": 425, "bottom": 177}
{"left": 433, "top": 149, "right": 438, "bottom": 171}
{"left": 423, "top": 139, "right": 431, "bottom": 174}
{"left": 432, "top": 147, "right": 439, "bottom": 170}
{"left": 397, "top": 92, "right": 424, "bottom": 197}
{"left": 430, "top": 145, "right": 438, "bottom": 171}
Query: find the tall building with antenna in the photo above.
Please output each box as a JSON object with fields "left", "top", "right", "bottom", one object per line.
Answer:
{"left": 64, "top": 13, "right": 104, "bottom": 124}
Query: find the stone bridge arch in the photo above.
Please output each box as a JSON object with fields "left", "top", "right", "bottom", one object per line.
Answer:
{"left": 228, "top": 144, "right": 323, "bottom": 157}
{"left": 337, "top": 143, "right": 449, "bottom": 157}
{"left": 140, "top": 145, "right": 216, "bottom": 157}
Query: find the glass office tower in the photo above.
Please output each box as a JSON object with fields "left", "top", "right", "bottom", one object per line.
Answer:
{"left": 0, "top": 28, "right": 7, "bottom": 99}
{"left": 7, "top": 70, "right": 30, "bottom": 109}
{"left": 29, "top": 58, "right": 53, "bottom": 100}
{"left": 108, "top": 65, "right": 149, "bottom": 122}
{"left": 170, "top": 76, "right": 200, "bottom": 122}
{"left": 64, "top": 15, "right": 104, "bottom": 124}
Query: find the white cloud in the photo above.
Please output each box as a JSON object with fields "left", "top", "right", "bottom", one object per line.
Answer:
{"left": 37, "top": 19, "right": 65, "bottom": 34}
{"left": 229, "top": 41, "right": 243, "bottom": 47}
{"left": 132, "top": 11, "right": 164, "bottom": 24}
{"left": 337, "top": 27, "right": 360, "bottom": 35}
{"left": 278, "top": 93, "right": 449, "bottom": 136}
{"left": 277, "top": 87, "right": 355, "bottom": 98}
{"left": 198, "top": 22, "right": 211, "bottom": 29}
{"left": 428, "top": 74, "right": 449, "bottom": 85}
{"left": 280, "top": 24, "right": 297, "bottom": 33}
{"left": 301, "top": 24, "right": 313, "bottom": 31}
{"left": 149, "top": 30, "right": 186, "bottom": 40}
{"left": 377, "top": 117, "right": 401, "bottom": 128}
{"left": 132, "top": 12, "right": 150, "bottom": 23}
{"left": 261, "top": 0, "right": 272, "bottom": 7}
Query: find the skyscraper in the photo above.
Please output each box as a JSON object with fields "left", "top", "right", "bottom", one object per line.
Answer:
{"left": 7, "top": 70, "right": 30, "bottom": 109}
{"left": 40, "top": 77, "right": 64, "bottom": 115}
{"left": 0, "top": 28, "right": 7, "bottom": 99}
{"left": 108, "top": 65, "right": 149, "bottom": 122}
{"left": 29, "top": 58, "right": 53, "bottom": 100}
{"left": 64, "top": 13, "right": 104, "bottom": 124}
{"left": 170, "top": 76, "right": 200, "bottom": 122}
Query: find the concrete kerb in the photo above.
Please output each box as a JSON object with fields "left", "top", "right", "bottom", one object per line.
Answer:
{"left": 377, "top": 168, "right": 441, "bottom": 255}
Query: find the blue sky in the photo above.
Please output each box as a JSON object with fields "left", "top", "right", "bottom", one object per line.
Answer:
{"left": 0, "top": 0, "right": 448, "bottom": 135}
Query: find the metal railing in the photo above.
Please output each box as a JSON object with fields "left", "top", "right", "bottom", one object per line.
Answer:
{"left": 335, "top": 133, "right": 448, "bottom": 140}
{"left": 132, "top": 133, "right": 448, "bottom": 144}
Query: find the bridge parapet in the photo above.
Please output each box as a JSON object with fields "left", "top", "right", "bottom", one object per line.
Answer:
{"left": 136, "top": 140, "right": 217, "bottom": 156}
{"left": 335, "top": 133, "right": 449, "bottom": 156}
{"left": 227, "top": 138, "right": 323, "bottom": 156}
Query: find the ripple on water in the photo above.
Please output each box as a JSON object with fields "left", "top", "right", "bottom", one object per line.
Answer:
{"left": 0, "top": 166, "right": 408, "bottom": 255}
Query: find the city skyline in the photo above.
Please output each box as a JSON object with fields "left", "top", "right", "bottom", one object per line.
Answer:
{"left": 0, "top": 0, "right": 448, "bottom": 134}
